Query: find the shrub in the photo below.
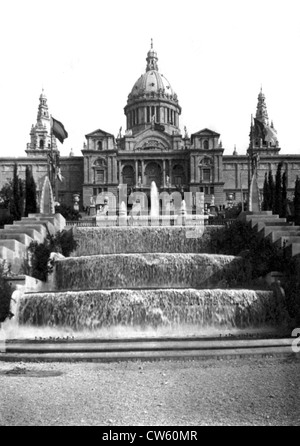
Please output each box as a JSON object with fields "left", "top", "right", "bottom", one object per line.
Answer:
{"left": 27, "top": 228, "right": 78, "bottom": 281}
{"left": 0, "top": 263, "right": 14, "bottom": 323}
{"left": 55, "top": 203, "right": 82, "bottom": 221}
{"left": 210, "top": 219, "right": 285, "bottom": 280}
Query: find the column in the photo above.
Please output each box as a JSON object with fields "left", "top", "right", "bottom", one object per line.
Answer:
{"left": 163, "top": 159, "right": 166, "bottom": 186}
{"left": 108, "top": 157, "right": 112, "bottom": 183}
{"left": 144, "top": 106, "right": 147, "bottom": 124}
{"left": 191, "top": 156, "right": 195, "bottom": 183}
{"left": 141, "top": 160, "right": 145, "bottom": 185}
{"left": 135, "top": 160, "right": 138, "bottom": 185}
{"left": 118, "top": 161, "right": 122, "bottom": 184}
{"left": 169, "top": 159, "right": 172, "bottom": 184}
{"left": 113, "top": 157, "right": 118, "bottom": 183}
{"left": 160, "top": 106, "right": 164, "bottom": 123}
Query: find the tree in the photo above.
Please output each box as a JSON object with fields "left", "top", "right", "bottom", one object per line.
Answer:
{"left": 268, "top": 169, "right": 275, "bottom": 213}
{"left": 294, "top": 176, "right": 300, "bottom": 225}
{"left": 0, "top": 263, "right": 13, "bottom": 323}
{"left": 25, "top": 166, "right": 37, "bottom": 216}
{"left": 262, "top": 173, "right": 270, "bottom": 211}
{"left": 282, "top": 170, "right": 287, "bottom": 218}
{"left": 0, "top": 179, "right": 13, "bottom": 209}
{"left": 274, "top": 162, "right": 283, "bottom": 216}
{"left": 10, "top": 163, "right": 24, "bottom": 221}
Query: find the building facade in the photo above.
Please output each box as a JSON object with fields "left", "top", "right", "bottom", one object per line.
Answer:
{"left": 0, "top": 44, "right": 299, "bottom": 212}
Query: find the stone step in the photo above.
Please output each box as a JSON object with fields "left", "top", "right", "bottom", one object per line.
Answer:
{"left": 246, "top": 213, "right": 279, "bottom": 221}
{"left": 4, "top": 225, "right": 44, "bottom": 243}
{"left": 259, "top": 225, "right": 300, "bottom": 238}
{"left": 275, "top": 236, "right": 300, "bottom": 249}
{"left": 266, "top": 230, "right": 300, "bottom": 243}
{"left": 11, "top": 222, "right": 47, "bottom": 238}
{"left": 20, "top": 217, "right": 55, "bottom": 235}
{"left": 256, "top": 220, "right": 290, "bottom": 232}
{"left": 0, "top": 239, "right": 27, "bottom": 257}
{"left": 0, "top": 231, "right": 33, "bottom": 246}
{"left": 249, "top": 217, "right": 287, "bottom": 229}
{"left": 0, "top": 245, "right": 22, "bottom": 274}
{"left": 285, "top": 242, "right": 300, "bottom": 257}
{"left": 28, "top": 213, "right": 66, "bottom": 231}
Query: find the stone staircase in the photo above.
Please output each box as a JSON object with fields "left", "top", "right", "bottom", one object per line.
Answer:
{"left": 242, "top": 211, "right": 300, "bottom": 257}
{"left": 0, "top": 213, "right": 65, "bottom": 274}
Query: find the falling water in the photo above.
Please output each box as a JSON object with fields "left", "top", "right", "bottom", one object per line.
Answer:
{"left": 13, "top": 221, "right": 286, "bottom": 336}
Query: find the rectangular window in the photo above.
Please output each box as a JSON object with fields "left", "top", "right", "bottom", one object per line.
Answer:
{"left": 203, "top": 169, "right": 210, "bottom": 182}
{"left": 96, "top": 170, "right": 104, "bottom": 183}
{"left": 205, "top": 187, "right": 209, "bottom": 195}
{"left": 210, "top": 186, "right": 214, "bottom": 194}
{"left": 200, "top": 187, "right": 204, "bottom": 192}
{"left": 93, "top": 188, "right": 97, "bottom": 196}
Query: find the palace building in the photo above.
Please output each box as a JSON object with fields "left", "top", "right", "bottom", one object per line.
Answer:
{"left": 0, "top": 43, "right": 299, "bottom": 212}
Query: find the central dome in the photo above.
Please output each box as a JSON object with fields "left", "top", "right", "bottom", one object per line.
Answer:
{"left": 124, "top": 42, "right": 181, "bottom": 135}
{"left": 130, "top": 70, "right": 176, "bottom": 100}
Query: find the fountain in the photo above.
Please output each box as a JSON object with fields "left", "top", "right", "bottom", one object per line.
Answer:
{"left": 15, "top": 217, "right": 284, "bottom": 337}
{"left": 150, "top": 181, "right": 159, "bottom": 225}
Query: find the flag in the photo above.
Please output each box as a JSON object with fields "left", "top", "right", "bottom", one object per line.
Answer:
{"left": 50, "top": 117, "right": 68, "bottom": 144}
{"left": 56, "top": 167, "right": 64, "bottom": 182}
{"left": 253, "top": 118, "right": 266, "bottom": 139}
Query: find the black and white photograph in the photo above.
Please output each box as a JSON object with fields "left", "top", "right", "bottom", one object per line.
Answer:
{"left": 0, "top": 0, "right": 299, "bottom": 428}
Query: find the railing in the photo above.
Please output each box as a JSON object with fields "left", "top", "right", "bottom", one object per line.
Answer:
{"left": 66, "top": 216, "right": 236, "bottom": 228}
{"left": 66, "top": 220, "right": 97, "bottom": 227}
{"left": 207, "top": 218, "right": 236, "bottom": 226}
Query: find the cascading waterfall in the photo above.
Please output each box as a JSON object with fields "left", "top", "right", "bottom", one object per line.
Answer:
{"left": 15, "top": 221, "right": 285, "bottom": 334}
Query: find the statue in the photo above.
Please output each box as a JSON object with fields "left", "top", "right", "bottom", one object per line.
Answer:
{"left": 90, "top": 196, "right": 95, "bottom": 206}
{"left": 166, "top": 175, "right": 170, "bottom": 187}
{"left": 98, "top": 197, "right": 109, "bottom": 215}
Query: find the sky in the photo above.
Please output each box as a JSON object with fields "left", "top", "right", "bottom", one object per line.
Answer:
{"left": 1, "top": 0, "right": 300, "bottom": 158}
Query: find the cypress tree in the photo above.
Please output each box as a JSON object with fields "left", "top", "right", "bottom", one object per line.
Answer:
{"left": 294, "top": 176, "right": 300, "bottom": 225}
{"left": 281, "top": 170, "right": 287, "bottom": 218}
{"left": 268, "top": 169, "right": 275, "bottom": 214}
{"left": 25, "top": 166, "right": 37, "bottom": 216}
{"left": 262, "top": 173, "right": 270, "bottom": 211}
{"left": 10, "top": 164, "right": 20, "bottom": 220}
{"left": 274, "top": 162, "right": 283, "bottom": 216}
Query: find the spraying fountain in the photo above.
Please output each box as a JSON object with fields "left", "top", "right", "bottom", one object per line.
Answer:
{"left": 150, "top": 181, "right": 159, "bottom": 225}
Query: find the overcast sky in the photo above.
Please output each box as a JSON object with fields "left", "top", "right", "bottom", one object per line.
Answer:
{"left": 1, "top": 0, "right": 299, "bottom": 158}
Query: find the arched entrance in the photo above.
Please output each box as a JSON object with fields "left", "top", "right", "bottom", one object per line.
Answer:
{"left": 145, "top": 162, "right": 162, "bottom": 187}
{"left": 122, "top": 165, "right": 135, "bottom": 186}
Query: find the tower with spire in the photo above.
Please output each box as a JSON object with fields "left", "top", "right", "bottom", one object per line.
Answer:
{"left": 248, "top": 88, "right": 280, "bottom": 160}
{"left": 26, "top": 90, "right": 58, "bottom": 157}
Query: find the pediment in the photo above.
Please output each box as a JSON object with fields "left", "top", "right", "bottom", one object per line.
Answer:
{"left": 85, "top": 129, "right": 114, "bottom": 138}
{"left": 192, "top": 128, "right": 220, "bottom": 138}
{"left": 133, "top": 130, "right": 171, "bottom": 151}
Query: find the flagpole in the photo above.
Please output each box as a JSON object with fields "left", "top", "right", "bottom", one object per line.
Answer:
{"left": 50, "top": 115, "right": 57, "bottom": 205}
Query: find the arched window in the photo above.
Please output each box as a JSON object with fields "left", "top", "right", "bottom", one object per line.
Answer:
{"left": 97, "top": 141, "right": 103, "bottom": 150}
{"left": 122, "top": 165, "right": 135, "bottom": 186}
{"left": 173, "top": 164, "right": 185, "bottom": 186}
{"left": 203, "top": 140, "right": 209, "bottom": 150}
{"left": 39, "top": 139, "right": 44, "bottom": 149}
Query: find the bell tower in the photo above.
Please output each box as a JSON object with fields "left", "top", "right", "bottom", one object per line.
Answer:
{"left": 26, "top": 90, "right": 57, "bottom": 157}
